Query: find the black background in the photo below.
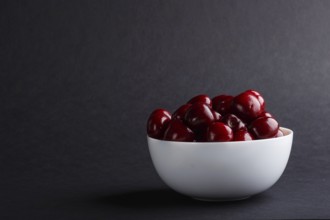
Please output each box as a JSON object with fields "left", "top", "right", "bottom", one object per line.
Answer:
{"left": 1, "top": 0, "right": 330, "bottom": 219}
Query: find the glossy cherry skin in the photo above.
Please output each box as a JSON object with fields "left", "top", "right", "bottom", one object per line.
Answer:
{"left": 206, "top": 122, "right": 233, "bottom": 142}
{"left": 147, "top": 109, "right": 171, "bottom": 139}
{"left": 187, "top": 94, "right": 212, "bottom": 107}
{"left": 163, "top": 119, "right": 195, "bottom": 142}
{"left": 212, "top": 95, "right": 233, "bottom": 115}
{"left": 212, "top": 110, "right": 222, "bottom": 121}
{"left": 233, "top": 129, "right": 254, "bottom": 141}
{"left": 249, "top": 117, "right": 279, "bottom": 139}
{"left": 258, "top": 112, "right": 273, "bottom": 118}
{"left": 246, "top": 90, "right": 265, "bottom": 109}
{"left": 274, "top": 129, "right": 284, "bottom": 138}
{"left": 172, "top": 104, "right": 192, "bottom": 120}
{"left": 222, "top": 114, "right": 246, "bottom": 131}
{"left": 184, "top": 103, "right": 215, "bottom": 131}
{"left": 232, "top": 90, "right": 265, "bottom": 122}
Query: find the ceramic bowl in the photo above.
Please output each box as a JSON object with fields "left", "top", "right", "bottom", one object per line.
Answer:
{"left": 147, "top": 127, "right": 293, "bottom": 201}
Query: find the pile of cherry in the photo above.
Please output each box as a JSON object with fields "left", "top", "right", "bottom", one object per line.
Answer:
{"left": 147, "top": 90, "right": 282, "bottom": 142}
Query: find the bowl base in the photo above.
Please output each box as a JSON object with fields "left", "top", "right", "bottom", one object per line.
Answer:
{"left": 192, "top": 196, "right": 250, "bottom": 202}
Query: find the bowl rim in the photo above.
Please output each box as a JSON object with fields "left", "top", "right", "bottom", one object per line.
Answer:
{"left": 147, "top": 127, "right": 293, "bottom": 145}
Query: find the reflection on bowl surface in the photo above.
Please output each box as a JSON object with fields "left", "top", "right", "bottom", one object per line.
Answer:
{"left": 148, "top": 127, "right": 293, "bottom": 201}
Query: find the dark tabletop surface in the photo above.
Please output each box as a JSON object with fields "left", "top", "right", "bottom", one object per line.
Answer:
{"left": 1, "top": 0, "right": 330, "bottom": 219}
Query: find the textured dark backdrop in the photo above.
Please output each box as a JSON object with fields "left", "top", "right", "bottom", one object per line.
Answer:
{"left": 1, "top": 0, "right": 330, "bottom": 219}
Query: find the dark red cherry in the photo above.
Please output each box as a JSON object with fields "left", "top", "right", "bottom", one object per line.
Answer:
{"left": 259, "top": 112, "right": 273, "bottom": 118}
{"left": 147, "top": 109, "right": 171, "bottom": 139}
{"left": 195, "top": 128, "right": 208, "bottom": 142}
{"left": 212, "top": 95, "right": 233, "bottom": 115}
{"left": 232, "top": 90, "right": 265, "bottom": 122}
{"left": 187, "top": 94, "right": 212, "bottom": 107}
{"left": 222, "top": 114, "right": 246, "bottom": 131}
{"left": 163, "top": 119, "right": 195, "bottom": 142}
{"left": 233, "top": 129, "right": 254, "bottom": 141}
{"left": 249, "top": 117, "right": 279, "bottom": 139}
{"left": 206, "top": 122, "right": 233, "bottom": 142}
{"left": 173, "top": 104, "right": 192, "bottom": 120}
{"left": 274, "top": 130, "right": 284, "bottom": 138}
{"left": 246, "top": 90, "right": 265, "bottom": 109}
{"left": 212, "top": 110, "right": 222, "bottom": 121}
{"left": 184, "top": 103, "right": 215, "bottom": 131}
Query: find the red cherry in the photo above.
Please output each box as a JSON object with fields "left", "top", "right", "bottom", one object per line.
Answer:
{"left": 212, "top": 95, "right": 233, "bottom": 115}
{"left": 246, "top": 90, "right": 265, "bottom": 109}
{"left": 206, "top": 122, "right": 233, "bottom": 142}
{"left": 212, "top": 110, "right": 222, "bottom": 121}
{"left": 163, "top": 119, "right": 195, "bottom": 142}
{"left": 259, "top": 112, "right": 273, "bottom": 118}
{"left": 232, "top": 90, "right": 265, "bottom": 122}
{"left": 173, "top": 104, "right": 192, "bottom": 120}
{"left": 187, "top": 94, "right": 212, "bottom": 107}
{"left": 274, "top": 130, "right": 284, "bottom": 138}
{"left": 184, "top": 103, "right": 215, "bottom": 131}
{"left": 147, "top": 109, "right": 171, "bottom": 139}
{"left": 222, "top": 114, "right": 246, "bottom": 131}
{"left": 233, "top": 129, "right": 254, "bottom": 141}
{"left": 249, "top": 117, "right": 279, "bottom": 139}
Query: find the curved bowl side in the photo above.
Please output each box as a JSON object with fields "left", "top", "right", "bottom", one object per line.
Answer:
{"left": 148, "top": 127, "right": 293, "bottom": 199}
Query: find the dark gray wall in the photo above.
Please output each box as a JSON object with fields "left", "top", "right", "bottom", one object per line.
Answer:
{"left": 1, "top": 0, "right": 330, "bottom": 219}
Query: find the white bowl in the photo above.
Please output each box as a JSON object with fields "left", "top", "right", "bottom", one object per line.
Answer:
{"left": 147, "top": 127, "right": 293, "bottom": 201}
